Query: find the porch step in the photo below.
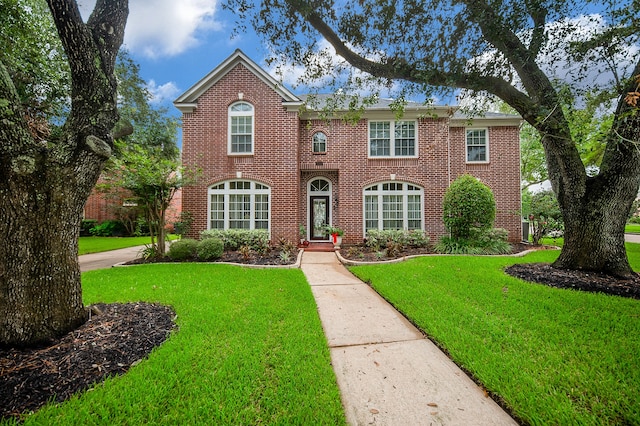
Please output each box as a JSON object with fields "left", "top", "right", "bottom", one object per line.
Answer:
{"left": 304, "top": 242, "right": 336, "bottom": 252}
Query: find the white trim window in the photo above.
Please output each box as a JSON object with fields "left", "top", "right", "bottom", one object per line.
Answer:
{"left": 312, "top": 131, "right": 327, "bottom": 153}
{"left": 363, "top": 182, "right": 424, "bottom": 232}
{"left": 466, "top": 128, "right": 489, "bottom": 163}
{"left": 228, "top": 102, "right": 254, "bottom": 154}
{"left": 368, "top": 120, "right": 417, "bottom": 157}
{"left": 208, "top": 180, "right": 270, "bottom": 230}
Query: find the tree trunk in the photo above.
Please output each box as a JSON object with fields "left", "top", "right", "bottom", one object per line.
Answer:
{"left": 551, "top": 64, "right": 640, "bottom": 278}
{"left": 554, "top": 179, "right": 636, "bottom": 278}
{"left": 0, "top": 0, "right": 128, "bottom": 347}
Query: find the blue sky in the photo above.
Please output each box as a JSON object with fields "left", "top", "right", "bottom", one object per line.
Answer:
{"left": 76, "top": 1, "right": 635, "bottom": 117}
{"left": 80, "top": 0, "right": 271, "bottom": 110}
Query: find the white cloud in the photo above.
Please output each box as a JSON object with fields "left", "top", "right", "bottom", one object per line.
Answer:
{"left": 147, "top": 80, "right": 180, "bottom": 104}
{"left": 78, "top": 0, "right": 221, "bottom": 58}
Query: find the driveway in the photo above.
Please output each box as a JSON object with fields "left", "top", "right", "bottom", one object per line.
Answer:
{"left": 79, "top": 246, "right": 143, "bottom": 272}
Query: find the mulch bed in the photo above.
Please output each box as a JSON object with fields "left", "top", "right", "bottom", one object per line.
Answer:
{"left": 1, "top": 303, "right": 177, "bottom": 422}
{"left": 2, "top": 245, "right": 639, "bottom": 422}
{"left": 505, "top": 263, "right": 640, "bottom": 299}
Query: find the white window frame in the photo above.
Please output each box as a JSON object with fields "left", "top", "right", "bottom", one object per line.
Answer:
{"left": 465, "top": 128, "right": 489, "bottom": 163}
{"left": 228, "top": 102, "right": 254, "bottom": 155}
{"left": 312, "top": 131, "right": 327, "bottom": 153}
{"left": 363, "top": 182, "right": 424, "bottom": 233}
{"left": 368, "top": 120, "right": 418, "bottom": 158}
{"left": 208, "top": 180, "right": 270, "bottom": 231}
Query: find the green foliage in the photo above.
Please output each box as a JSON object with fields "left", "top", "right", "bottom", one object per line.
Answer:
{"left": 168, "top": 239, "right": 199, "bottom": 261}
{"left": 528, "top": 190, "right": 564, "bottom": 245}
{"left": 173, "top": 211, "right": 194, "bottom": 238}
{"left": 80, "top": 219, "right": 98, "bottom": 236}
{"left": 200, "top": 229, "right": 270, "bottom": 252}
{"left": 196, "top": 238, "right": 224, "bottom": 261}
{"left": 435, "top": 228, "right": 511, "bottom": 255}
{"left": 89, "top": 220, "right": 127, "bottom": 237}
{"left": 443, "top": 175, "right": 495, "bottom": 239}
{"left": 365, "top": 229, "right": 430, "bottom": 251}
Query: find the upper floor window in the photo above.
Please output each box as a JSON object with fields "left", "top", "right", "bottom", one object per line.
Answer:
{"left": 228, "top": 102, "right": 254, "bottom": 154}
{"left": 466, "top": 129, "right": 488, "bottom": 163}
{"left": 363, "top": 182, "right": 423, "bottom": 232}
{"left": 312, "top": 132, "right": 327, "bottom": 153}
{"left": 208, "top": 180, "right": 270, "bottom": 231}
{"left": 369, "top": 120, "right": 416, "bottom": 157}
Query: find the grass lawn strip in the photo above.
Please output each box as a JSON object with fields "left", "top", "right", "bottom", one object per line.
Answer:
{"left": 78, "top": 236, "right": 178, "bottom": 255}
{"left": 348, "top": 249, "right": 640, "bottom": 425}
{"left": 14, "top": 264, "right": 345, "bottom": 425}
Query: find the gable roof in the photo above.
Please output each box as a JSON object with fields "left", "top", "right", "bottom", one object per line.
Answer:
{"left": 174, "top": 49, "right": 302, "bottom": 113}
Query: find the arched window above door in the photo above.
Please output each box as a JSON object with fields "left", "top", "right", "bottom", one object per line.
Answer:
{"left": 310, "top": 178, "right": 330, "bottom": 193}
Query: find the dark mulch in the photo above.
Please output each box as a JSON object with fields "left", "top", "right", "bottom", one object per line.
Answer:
{"left": 505, "top": 263, "right": 640, "bottom": 299}
{"left": 3, "top": 246, "right": 639, "bottom": 422}
{"left": 1, "top": 303, "right": 177, "bottom": 422}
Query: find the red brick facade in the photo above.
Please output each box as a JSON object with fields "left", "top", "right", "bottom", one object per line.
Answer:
{"left": 176, "top": 50, "right": 522, "bottom": 244}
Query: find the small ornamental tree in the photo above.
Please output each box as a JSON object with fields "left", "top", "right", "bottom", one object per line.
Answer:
{"left": 443, "top": 175, "right": 496, "bottom": 239}
{"left": 529, "top": 190, "right": 564, "bottom": 245}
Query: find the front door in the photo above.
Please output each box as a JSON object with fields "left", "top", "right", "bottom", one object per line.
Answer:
{"left": 310, "top": 196, "right": 329, "bottom": 240}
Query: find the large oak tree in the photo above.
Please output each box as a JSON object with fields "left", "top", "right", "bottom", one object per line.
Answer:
{"left": 0, "top": 0, "right": 128, "bottom": 346}
{"left": 230, "top": 0, "right": 640, "bottom": 277}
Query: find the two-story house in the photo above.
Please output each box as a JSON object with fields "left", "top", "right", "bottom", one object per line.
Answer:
{"left": 174, "top": 50, "right": 522, "bottom": 245}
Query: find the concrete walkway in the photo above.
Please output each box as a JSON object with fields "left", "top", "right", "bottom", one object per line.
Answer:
{"left": 79, "top": 246, "right": 144, "bottom": 272}
{"left": 626, "top": 233, "right": 640, "bottom": 243}
{"left": 300, "top": 251, "right": 517, "bottom": 426}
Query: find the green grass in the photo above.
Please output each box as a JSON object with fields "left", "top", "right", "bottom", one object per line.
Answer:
{"left": 348, "top": 248, "right": 640, "bottom": 425}
{"left": 626, "top": 223, "right": 640, "bottom": 234}
{"left": 78, "top": 235, "right": 177, "bottom": 255}
{"left": 12, "top": 264, "right": 345, "bottom": 425}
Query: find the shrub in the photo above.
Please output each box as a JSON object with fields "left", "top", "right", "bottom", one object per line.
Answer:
{"left": 435, "top": 228, "right": 511, "bottom": 255}
{"left": 173, "top": 211, "right": 194, "bottom": 238}
{"left": 81, "top": 219, "right": 97, "bottom": 236}
{"left": 365, "top": 230, "right": 429, "bottom": 251}
{"left": 90, "top": 220, "right": 126, "bottom": 237}
{"left": 201, "top": 229, "right": 269, "bottom": 252}
{"left": 168, "top": 239, "right": 199, "bottom": 260}
{"left": 197, "top": 238, "right": 224, "bottom": 261}
{"left": 443, "top": 175, "right": 495, "bottom": 239}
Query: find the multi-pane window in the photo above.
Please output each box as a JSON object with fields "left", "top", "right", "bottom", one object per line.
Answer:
{"left": 369, "top": 120, "right": 416, "bottom": 157}
{"left": 208, "top": 180, "right": 270, "bottom": 230}
{"left": 229, "top": 102, "right": 254, "bottom": 154}
{"left": 364, "top": 182, "right": 423, "bottom": 232}
{"left": 466, "top": 129, "right": 488, "bottom": 162}
{"left": 312, "top": 132, "right": 327, "bottom": 153}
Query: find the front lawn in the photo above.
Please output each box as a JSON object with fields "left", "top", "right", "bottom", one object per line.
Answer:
{"left": 626, "top": 223, "right": 640, "bottom": 234}
{"left": 348, "top": 248, "right": 640, "bottom": 425}
{"left": 10, "top": 264, "right": 345, "bottom": 425}
{"left": 78, "top": 235, "right": 177, "bottom": 255}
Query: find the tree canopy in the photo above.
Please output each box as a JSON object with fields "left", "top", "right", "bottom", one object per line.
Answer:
{"left": 229, "top": 0, "right": 640, "bottom": 277}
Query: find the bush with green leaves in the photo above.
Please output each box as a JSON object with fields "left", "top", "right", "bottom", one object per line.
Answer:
{"left": 201, "top": 229, "right": 269, "bottom": 252}
{"left": 365, "top": 229, "right": 429, "bottom": 251}
{"left": 168, "top": 239, "right": 199, "bottom": 260}
{"left": 435, "top": 227, "right": 511, "bottom": 255}
{"left": 89, "top": 220, "right": 127, "bottom": 237}
{"left": 528, "top": 189, "right": 563, "bottom": 245}
{"left": 443, "top": 175, "right": 495, "bottom": 239}
{"left": 197, "top": 238, "right": 224, "bottom": 261}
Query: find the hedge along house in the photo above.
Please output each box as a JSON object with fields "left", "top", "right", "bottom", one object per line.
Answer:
{"left": 174, "top": 50, "right": 522, "bottom": 245}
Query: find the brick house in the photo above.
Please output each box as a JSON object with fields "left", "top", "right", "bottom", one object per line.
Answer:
{"left": 174, "top": 50, "right": 522, "bottom": 245}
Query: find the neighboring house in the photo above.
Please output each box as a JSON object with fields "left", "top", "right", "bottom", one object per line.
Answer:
{"left": 84, "top": 181, "right": 182, "bottom": 229}
{"left": 174, "top": 50, "right": 522, "bottom": 245}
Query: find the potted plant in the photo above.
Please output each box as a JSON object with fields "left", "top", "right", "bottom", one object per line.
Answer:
{"left": 299, "top": 224, "right": 309, "bottom": 247}
{"left": 325, "top": 226, "right": 344, "bottom": 248}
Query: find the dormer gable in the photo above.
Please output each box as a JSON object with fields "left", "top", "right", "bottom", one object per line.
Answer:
{"left": 174, "top": 49, "right": 302, "bottom": 113}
